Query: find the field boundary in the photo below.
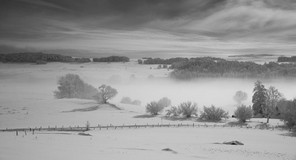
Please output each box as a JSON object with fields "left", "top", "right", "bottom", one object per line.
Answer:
{"left": 0, "top": 123, "right": 283, "bottom": 135}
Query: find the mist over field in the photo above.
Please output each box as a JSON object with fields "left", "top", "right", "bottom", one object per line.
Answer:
{"left": 1, "top": 61, "right": 295, "bottom": 120}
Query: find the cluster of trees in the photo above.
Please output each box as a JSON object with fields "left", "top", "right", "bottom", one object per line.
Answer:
{"left": 246, "top": 80, "right": 296, "bottom": 130}
{"left": 252, "top": 81, "right": 283, "bottom": 123}
{"left": 138, "top": 57, "right": 188, "bottom": 65}
{"left": 169, "top": 57, "right": 296, "bottom": 79}
{"left": 278, "top": 56, "right": 296, "bottom": 63}
{"left": 93, "top": 56, "right": 129, "bottom": 62}
{"left": 0, "top": 53, "right": 131, "bottom": 64}
{"left": 54, "top": 74, "right": 118, "bottom": 104}
{"left": 146, "top": 98, "right": 229, "bottom": 122}
{"left": 54, "top": 74, "right": 98, "bottom": 99}
{"left": 0, "top": 52, "right": 91, "bottom": 63}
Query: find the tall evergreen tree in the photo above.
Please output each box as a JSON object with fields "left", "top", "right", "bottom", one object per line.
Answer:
{"left": 252, "top": 80, "right": 267, "bottom": 116}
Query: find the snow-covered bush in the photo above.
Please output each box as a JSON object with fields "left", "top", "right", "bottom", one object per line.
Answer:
{"left": 158, "top": 97, "right": 171, "bottom": 108}
{"left": 200, "top": 105, "right": 229, "bottom": 122}
{"left": 177, "top": 102, "right": 198, "bottom": 118}
{"left": 146, "top": 101, "right": 164, "bottom": 115}
{"left": 234, "top": 105, "right": 253, "bottom": 123}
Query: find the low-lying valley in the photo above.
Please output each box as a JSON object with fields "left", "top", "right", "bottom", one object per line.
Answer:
{"left": 0, "top": 58, "right": 296, "bottom": 160}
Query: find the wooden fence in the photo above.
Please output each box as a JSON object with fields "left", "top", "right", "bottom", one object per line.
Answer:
{"left": 0, "top": 123, "right": 280, "bottom": 136}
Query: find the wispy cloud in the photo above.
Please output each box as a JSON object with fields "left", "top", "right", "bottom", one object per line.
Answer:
{"left": 0, "top": 0, "right": 295, "bottom": 57}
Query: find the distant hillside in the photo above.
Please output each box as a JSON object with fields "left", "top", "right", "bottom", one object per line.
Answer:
{"left": 139, "top": 57, "right": 189, "bottom": 64}
{"left": 278, "top": 56, "right": 296, "bottom": 63}
{"left": 0, "top": 52, "right": 91, "bottom": 63}
{"left": 93, "top": 56, "right": 129, "bottom": 62}
{"left": 170, "top": 57, "right": 296, "bottom": 79}
{"left": 228, "top": 54, "right": 275, "bottom": 58}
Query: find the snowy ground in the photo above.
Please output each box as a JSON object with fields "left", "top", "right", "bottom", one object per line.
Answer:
{"left": 0, "top": 61, "right": 296, "bottom": 160}
{"left": 1, "top": 127, "right": 296, "bottom": 160}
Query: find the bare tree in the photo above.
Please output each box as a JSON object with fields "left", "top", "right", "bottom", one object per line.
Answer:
{"left": 264, "top": 86, "right": 283, "bottom": 123}
{"left": 96, "top": 85, "right": 118, "bottom": 104}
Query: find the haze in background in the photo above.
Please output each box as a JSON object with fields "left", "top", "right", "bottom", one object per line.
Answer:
{"left": 1, "top": 0, "right": 296, "bottom": 58}
{"left": 1, "top": 62, "right": 295, "bottom": 117}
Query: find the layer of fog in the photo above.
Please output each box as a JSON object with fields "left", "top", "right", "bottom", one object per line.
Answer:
{"left": 110, "top": 77, "right": 296, "bottom": 114}
{"left": 0, "top": 62, "right": 295, "bottom": 115}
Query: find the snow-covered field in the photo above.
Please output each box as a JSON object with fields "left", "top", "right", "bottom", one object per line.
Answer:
{"left": 0, "top": 61, "right": 296, "bottom": 160}
{"left": 1, "top": 127, "right": 296, "bottom": 160}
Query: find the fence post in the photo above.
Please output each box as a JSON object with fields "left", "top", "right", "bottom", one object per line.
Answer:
{"left": 16, "top": 131, "right": 18, "bottom": 136}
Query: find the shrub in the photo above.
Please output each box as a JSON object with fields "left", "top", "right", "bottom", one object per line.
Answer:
{"left": 146, "top": 101, "right": 164, "bottom": 115}
{"left": 177, "top": 102, "right": 198, "bottom": 118}
{"left": 120, "top": 97, "right": 132, "bottom": 104}
{"left": 166, "top": 106, "right": 180, "bottom": 117}
{"left": 234, "top": 105, "right": 253, "bottom": 123}
{"left": 54, "top": 74, "right": 98, "bottom": 99}
{"left": 158, "top": 97, "right": 171, "bottom": 108}
{"left": 146, "top": 97, "right": 171, "bottom": 115}
{"left": 120, "top": 97, "right": 141, "bottom": 105}
{"left": 200, "top": 105, "right": 229, "bottom": 122}
{"left": 233, "top": 90, "right": 248, "bottom": 105}
{"left": 131, "top": 100, "right": 141, "bottom": 105}
{"left": 277, "top": 99, "right": 296, "bottom": 129}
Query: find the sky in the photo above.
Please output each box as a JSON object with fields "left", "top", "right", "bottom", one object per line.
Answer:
{"left": 0, "top": 0, "right": 296, "bottom": 58}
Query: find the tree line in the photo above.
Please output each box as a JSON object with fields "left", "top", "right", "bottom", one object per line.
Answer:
{"left": 277, "top": 56, "right": 296, "bottom": 63}
{"left": 93, "top": 56, "right": 129, "bottom": 62}
{"left": 0, "top": 52, "right": 91, "bottom": 63}
{"left": 0, "top": 52, "right": 129, "bottom": 63}
{"left": 138, "top": 57, "right": 188, "bottom": 65}
{"left": 169, "top": 57, "right": 296, "bottom": 79}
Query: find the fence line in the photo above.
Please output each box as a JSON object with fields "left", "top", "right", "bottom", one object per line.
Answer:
{"left": 0, "top": 123, "right": 280, "bottom": 135}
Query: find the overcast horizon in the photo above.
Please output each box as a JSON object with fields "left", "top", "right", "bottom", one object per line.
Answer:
{"left": 0, "top": 0, "right": 296, "bottom": 58}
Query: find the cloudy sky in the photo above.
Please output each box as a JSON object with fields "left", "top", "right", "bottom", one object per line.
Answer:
{"left": 0, "top": 0, "right": 296, "bottom": 57}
